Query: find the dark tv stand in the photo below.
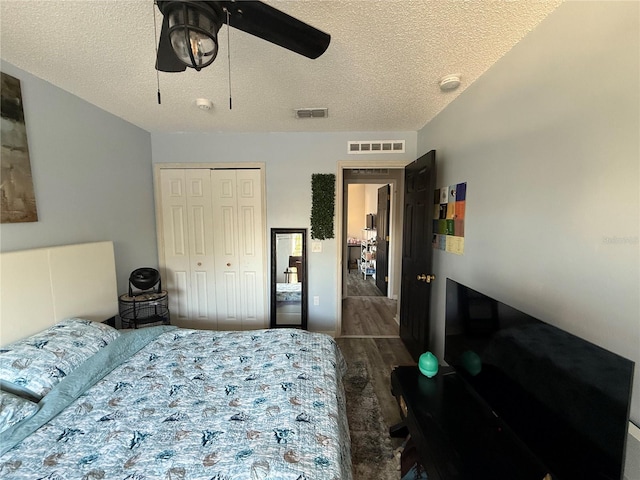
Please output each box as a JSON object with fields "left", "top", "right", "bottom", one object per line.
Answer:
{"left": 390, "top": 366, "right": 551, "bottom": 480}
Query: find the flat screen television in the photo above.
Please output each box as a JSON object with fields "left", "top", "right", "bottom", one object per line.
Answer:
{"left": 445, "top": 278, "right": 634, "bottom": 480}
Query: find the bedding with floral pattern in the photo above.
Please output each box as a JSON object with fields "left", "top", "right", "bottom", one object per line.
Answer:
{"left": 0, "top": 318, "right": 120, "bottom": 399}
{"left": 0, "top": 327, "right": 352, "bottom": 480}
{"left": 0, "top": 391, "right": 39, "bottom": 434}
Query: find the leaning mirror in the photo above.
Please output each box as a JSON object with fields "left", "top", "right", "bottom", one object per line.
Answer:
{"left": 271, "top": 228, "right": 307, "bottom": 329}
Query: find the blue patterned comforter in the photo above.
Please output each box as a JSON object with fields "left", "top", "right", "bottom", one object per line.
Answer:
{"left": 0, "top": 327, "right": 352, "bottom": 479}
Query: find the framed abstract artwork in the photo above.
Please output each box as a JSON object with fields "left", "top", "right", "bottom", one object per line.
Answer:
{"left": 1, "top": 72, "right": 38, "bottom": 223}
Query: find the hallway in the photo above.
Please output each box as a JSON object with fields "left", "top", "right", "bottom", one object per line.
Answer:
{"left": 342, "top": 271, "right": 399, "bottom": 337}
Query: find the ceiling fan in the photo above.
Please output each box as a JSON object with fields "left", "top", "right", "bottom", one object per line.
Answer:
{"left": 155, "top": 0, "right": 331, "bottom": 72}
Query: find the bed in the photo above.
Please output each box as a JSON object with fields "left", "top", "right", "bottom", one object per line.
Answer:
{"left": 0, "top": 242, "right": 352, "bottom": 480}
{"left": 276, "top": 282, "right": 303, "bottom": 303}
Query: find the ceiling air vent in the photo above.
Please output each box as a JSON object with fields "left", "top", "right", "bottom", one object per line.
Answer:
{"left": 350, "top": 168, "right": 390, "bottom": 175}
{"left": 295, "top": 108, "right": 328, "bottom": 119}
{"left": 348, "top": 140, "right": 405, "bottom": 154}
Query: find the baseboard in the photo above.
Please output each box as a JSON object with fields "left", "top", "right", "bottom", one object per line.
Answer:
{"left": 624, "top": 422, "right": 640, "bottom": 480}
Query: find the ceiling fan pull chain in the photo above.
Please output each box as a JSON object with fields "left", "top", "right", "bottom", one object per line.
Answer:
{"left": 226, "top": 7, "right": 232, "bottom": 110}
{"left": 152, "top": 1, "right": 161, "bottom": 104}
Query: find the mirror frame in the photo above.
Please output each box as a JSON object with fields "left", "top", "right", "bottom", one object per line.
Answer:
{"left": 270, "top": 228, "right": 308, "bottom": 330}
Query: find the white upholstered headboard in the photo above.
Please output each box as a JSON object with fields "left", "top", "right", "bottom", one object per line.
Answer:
{"left": 0, "top": 241, "right": 118, "bottom": 345}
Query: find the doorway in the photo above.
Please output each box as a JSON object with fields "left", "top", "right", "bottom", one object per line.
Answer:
{"left": 345, "top": 182, "right": 385, "bottom": 297}
{"left": 339, "top": 166, "right": 405, "bottom": 337}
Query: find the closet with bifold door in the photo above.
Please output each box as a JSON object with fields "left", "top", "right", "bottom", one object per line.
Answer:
{"left": 157, "top": 167, "right": 266, "bottom": 331}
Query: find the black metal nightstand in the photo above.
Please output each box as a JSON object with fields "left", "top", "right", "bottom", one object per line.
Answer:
{"left": 118, "top": 290, "right": 170, "bottom": 329}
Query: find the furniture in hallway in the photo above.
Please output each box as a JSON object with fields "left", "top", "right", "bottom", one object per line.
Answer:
{"left": 347, "top": 243, "right": 360, "bottom": 272}
{"left": 360, "top": 239, "right": 376, "bottom": 279}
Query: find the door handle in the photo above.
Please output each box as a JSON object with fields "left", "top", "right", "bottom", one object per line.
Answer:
{"left": 417, "top": 274, "right": 435, "bottom": 283}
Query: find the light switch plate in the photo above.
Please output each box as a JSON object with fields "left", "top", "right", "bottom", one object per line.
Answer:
{"left": 311, "top": 241, "right": 322, "bottom": 253}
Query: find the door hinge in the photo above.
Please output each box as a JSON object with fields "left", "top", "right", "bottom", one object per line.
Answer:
{"left": 385, "top": 276, "right": 388, "bottom": 282}
{"left": 386, "top": 236, "right": 389, "bottom": 241}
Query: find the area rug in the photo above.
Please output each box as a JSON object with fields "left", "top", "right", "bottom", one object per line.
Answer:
{"left": 343, "top": 359, "right": 400, "bottom": 480}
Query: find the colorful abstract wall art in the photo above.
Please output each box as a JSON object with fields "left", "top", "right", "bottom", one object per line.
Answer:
{"left": 1, "top": 72, "right": 38, "bottom": 223}
{"left": 433, "top": 182, "right": 466, "bottom": 255}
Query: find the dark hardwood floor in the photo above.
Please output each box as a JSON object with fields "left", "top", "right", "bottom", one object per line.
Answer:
{"left": 342, "top": 270, "right": 399, "bottom": 337}
{"left": 341, "top": 296, "right": 399, "bottom": 336}
{"left": 339, "top": 284, "right": 417, "bottom": 477}
{"left": 346, "top": 270, "right": 383, "bottom": 296}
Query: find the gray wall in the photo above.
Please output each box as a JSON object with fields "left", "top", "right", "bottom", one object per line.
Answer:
{"left": 151, "top": 131, "right": 417, "bottom": 332}
{"left": 0, "top": 61, "right": 157, "bottom": 294}
{"left": 417, "top": 0, "right": 639, "bottom": 429}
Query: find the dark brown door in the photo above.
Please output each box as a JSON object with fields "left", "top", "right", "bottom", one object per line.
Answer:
{"left": 400, "top": 150, "right": 436, "bottom": 360}
{"left": 375, "top": 184, "right": 390, "bottom": 296}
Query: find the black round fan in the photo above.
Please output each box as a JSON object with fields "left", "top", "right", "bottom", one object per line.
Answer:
{"left": 129, "top": 268, "right": 160, "bottom": 293}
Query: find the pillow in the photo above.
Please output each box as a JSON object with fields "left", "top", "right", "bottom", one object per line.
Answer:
{"left": 0, "top": 318, "right": 120, "bottom": 399}
{"left": 0, "top": 390, "right": 39, "bottom": 433}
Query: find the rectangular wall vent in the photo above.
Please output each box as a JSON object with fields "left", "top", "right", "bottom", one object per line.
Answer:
{"left": 295, "top": 108, "right": 328, "bottom": 119}
{"left": 350, "top": 168, "right": 390, "bottom": 175}
{"left": 348, "top": 140, "right": 405, "bottom": 154}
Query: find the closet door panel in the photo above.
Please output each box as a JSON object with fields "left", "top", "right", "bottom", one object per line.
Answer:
{"left": 212, "top": 170, "right": 241, "bottom": 327}
{"left": 241, "top": 270, "right": 259, "bottom": 327}
{"left": 217, "top": 271, "right": 240, "bottom": 330}
{"left": 220, "top": 206, "right": 238, "bottom": 257}
{"left": 236, "top": 169, "right": 265, "bottom": 329}
{"left": 173, "top": 270, "right": 189, "bottom": 323}
{"left": 186, "top": 170, "right": 217, "bottom": 327}
{"left": 160, "top": 169, "right": 191, "bottom": 325}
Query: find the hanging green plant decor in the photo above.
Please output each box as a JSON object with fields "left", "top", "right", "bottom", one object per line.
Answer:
{"left": 310, "top": 173, "right": 336, "bottom": 240}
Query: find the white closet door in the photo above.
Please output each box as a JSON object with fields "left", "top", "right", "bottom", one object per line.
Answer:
{"left": 159, "top": 167, "right": 265, "bottom": 330}
{"left": 211, "top": 169, "right": 265, "bottom": 329}
{"left": 159, "top": 169, "right": 191, "bottom": 325}
{"left": 185, "top": 170, "right": 217, "bottom": 328}
{"left": 160, "top": 169, "right": 217, "bottom": 329}
{"left": 236, "top": 169, "right": 266, "bottom": 329}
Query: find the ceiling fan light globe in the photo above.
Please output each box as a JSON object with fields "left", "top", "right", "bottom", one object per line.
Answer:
{"left": 170, "top": 29, "right": 218, "bottom": 67}
{"left": 166, "top": 2, "right": 221, "bottom": 70}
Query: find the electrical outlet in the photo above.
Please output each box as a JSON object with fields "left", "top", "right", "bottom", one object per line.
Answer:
{"left": 313, "top": 296, "right": 320, "bottom": 306}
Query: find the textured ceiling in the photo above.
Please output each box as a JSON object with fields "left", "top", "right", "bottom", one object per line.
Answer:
{"left": 0, "top": 0, "right": 561, "bottom": 133}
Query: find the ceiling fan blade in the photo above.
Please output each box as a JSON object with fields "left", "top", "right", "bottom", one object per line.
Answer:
{"left": 156, "top": 13, "right": 187, "bottom": 72}
{"left": 220, "top": 1, "right": 330, "bottom": 59}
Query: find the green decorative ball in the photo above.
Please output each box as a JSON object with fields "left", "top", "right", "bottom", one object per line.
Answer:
{"left": 461, "top": 350, "right": 482, "bottom": 376}
{"left": 418, "top": 351, "right": 439, "bottom": 378}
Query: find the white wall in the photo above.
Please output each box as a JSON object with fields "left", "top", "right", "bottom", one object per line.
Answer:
{"left": 418, "top": 0, "right": 639, "bottom": 436}
{"left": 151, "top": 131, "right": 416, "bottom": 332}
{"left": 347, "top": 183, "right": 385, "bottom": 238}
{"left": 347, "top": 184, "right": 365, "bottom": 239}
{"left": 0, "top": 61, "right": 157, "bottom": 294}
{"left": 363, "top": 184, "right": 383, "bottom": 218}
